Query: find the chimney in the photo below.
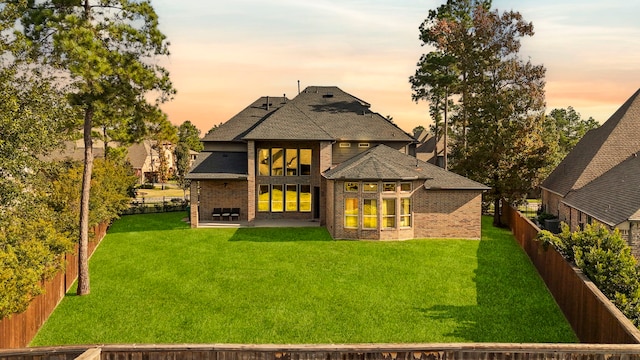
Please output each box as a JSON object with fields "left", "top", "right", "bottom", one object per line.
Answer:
{"left": 266, "top": 96, "right": 270, "bottom": 110}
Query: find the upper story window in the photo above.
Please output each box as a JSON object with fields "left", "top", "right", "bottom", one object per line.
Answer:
{"left": 383, "top": 183, "right": 396, "bottom": 192}
{"left": 345, "top": 182, "right": 359, "bottom": 192}
{"left": 358, "top": 143, "right": 370, "bottom": 148}
{"left": 363, "top": 183, "right": 378, "bottom": 192}
{"left": 400, "top": 182, "right": 412, "bottom": 192}
{"left": 339, "top": 142, "right": 351, "bottom": 148}
{"left": 258, "top": 147, "right": 312, "bottom": 176}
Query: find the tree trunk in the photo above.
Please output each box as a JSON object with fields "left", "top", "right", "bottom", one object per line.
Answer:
{"left": 77, "top": 105, "right": 94, "bottom": 296}
{"left": 493, "top": 197, "right": 502, "bottom": 227}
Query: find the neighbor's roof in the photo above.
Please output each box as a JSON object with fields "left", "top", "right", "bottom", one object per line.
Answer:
{"left": 542, "top": 88, "right": 640, "bottom": 196}
{"left": 201, "top": 96, "right": 288, "bottom": 142}
{"left": 562, "top": 154, "right": 640, "bottom": 226}
{"left": 186, "top": 151, "right": 248, "bottom": 180}
{"left": 323, "top": 144, "right": 489, "bottom": 190}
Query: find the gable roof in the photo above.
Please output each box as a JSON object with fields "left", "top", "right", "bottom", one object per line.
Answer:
{"left": 323, "top": 144, "right": 489, "bottom": 190}
{"left": 216, "top": 86, "right": 413, "bottom": 143}
{"left": 186, "top": 151, "right": 248, "bottom": 180}
{"left": 542, "top": 88, "right": 640, "bottom": 196}
{"left": 201, "top": 96, "right": 288, "bottom": 142}
{"left": 562, "top": 154, "right": 640, "bottom": 226}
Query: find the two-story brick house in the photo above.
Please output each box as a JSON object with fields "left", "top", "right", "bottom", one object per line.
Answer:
{"left": 541, "top": 88, "right": 640, "bottom": 257}
{"left": 187, "top": 86, "right": 488, "bottom": 240}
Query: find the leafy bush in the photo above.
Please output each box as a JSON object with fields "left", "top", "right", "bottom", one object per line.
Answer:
{"left": 138, "top": 183, "right": 156, "bottom": 189}
{"left": 538, "top": 223, "right": 640, "bottom": 327}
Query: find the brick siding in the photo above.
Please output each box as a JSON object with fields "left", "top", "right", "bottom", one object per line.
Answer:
{"left": 197, "top": 180, "right": 248, "bottom": 222}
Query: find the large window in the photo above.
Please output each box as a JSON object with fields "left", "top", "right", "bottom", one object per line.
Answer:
{"left": 382, "top": 198, "right": 396, "bottom": 229}
{"left": 271, "top": 148, "right": 284, "bottom": 176}
{"left": 300, "top": 185, "right": 311, "bottom": 212}
{"left": 286, "top": 149, "right": 298, "bottom": 176}
{"left": 258, "top": 185, "right": 270, "bottom": 212}
{"left": 286, "top": 184, "right": 298, "bottom": 211}
{"left": 300, "top": 149, "right": 312, "bottom": 175}
{"left": 345, "top": 198, "right": 358, "bottom": 228}
{"left": 258, "top": 149, "right": 270, "bottom": 176}
{"left": 363, "top": 183, "right": 378, "bottom": 192}
{"left": 258, "top": 147, "right": 311, "bottom": 176}
{"left": 345, "top": 182, "right": 359, "bottom": 192}
{"left": 363, "top": 199, "right": 377, "bottom": 229}
{"left": 400, "top": 198, "right": 411, "bottom": 227}
{"left": 271, "top": 185, "right": 284, "bottom": 212}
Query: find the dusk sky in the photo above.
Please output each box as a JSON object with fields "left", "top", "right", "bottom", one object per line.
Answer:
{"left": 152, "top": 0, "right": 640, "bottom": 134}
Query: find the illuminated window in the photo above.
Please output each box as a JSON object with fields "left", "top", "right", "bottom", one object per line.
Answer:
{"left": 382, "top": 198, "right": 396, "bottom": 228}
{"left": 271, "top": 148, "right": 284, "bottom": 176}
{"left": 286, "top": 149, "right": 298, "bottom": 176}
{"left": 345, "top": 182, "right": 359, "bottom": 192}
{"left": 300, "top": 149, "right": 312, "bottom": 175}
{"left": 258, "top": 148, "right": 270, "bottom": 176}
{"left": 286, "top": 184, "right": 298, "bottom": 211}
{"left": 271, "top": 184, "right": 283, "bottom": 212}
{"left": 345, "top": 198, "right": 358, "bottom": 228}
{"left": 400, "top": 198, "right": 411, "bottom": 227}
{"left": 383, "top": 183, "right": 396, "bottom": 192}
{"left": 400, "top": 182, "right": 412, "bottom": 192}
{"left": 339, "top": 143, "right": 351, "bottom": 148}
{"left": 363, "top": 183, "right": 378, "bottom": 192}
{"left": 258, "top": 185, "right": 270, "bottom": 212}
{"left": 300, "top": 185, "right": 311, "bottom": 212}
{"left": 358, "top": 143, "right": 370, "bottom": 148}
{"left": 363, "top": 199, "right": 377, "bottom": 229}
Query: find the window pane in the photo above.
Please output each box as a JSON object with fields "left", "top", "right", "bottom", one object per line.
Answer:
{"left": 345, "top": 182, "right": 359, "bottom": 192}
{"left": 363, "top": 199, "right": 377, "bottom": 229}
{"left": 300, "top": 149, "right": 312, "bottom": 175}
{"left": 299, "top": 185, "right": 311, "bottom": 212}
{"left": 286, "top": 149, "right": 298, "bottom": 176}
{"left": 401, "top": 198, "right": 411, "bottom": 227}
{"left": 363, "top": 183, "right": 378, "bottom": 192}
{"left": 286, "top": 184, "right": 298, "bottom": 211}
{"left": 345, "top": 198, "right": 358, "bottom": 228}
{"left": 258, "top": 185, "right": 270, "bottom": 212}
{"left": 400, "top": 182, "right": 412, "bottom": 192}
{"left": 272, "top": 185, "right": 283, "bottom": 212}
{"left": 258, "top": 148, "right": 270, "bottom": 176}
{"left": 383, "top": 198, "right": 396, "bottom": 228}
{"left": 383, "top": 183, "right": 396, "bottom": 192}
{"left": 271, "top": 148, "right": 284, "bottom": 175}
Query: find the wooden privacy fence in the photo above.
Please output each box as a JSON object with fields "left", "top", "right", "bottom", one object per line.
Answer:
{"left": 0, "top": 223, "right": 108, "bottom": 349}
{"left": 5, "top": 344, "right": 640, "bottom": 360}
{"left": 501, "top": 200, "right": 640, "bottom": 344}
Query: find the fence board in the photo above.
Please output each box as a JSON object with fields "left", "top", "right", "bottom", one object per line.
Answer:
{"left": 0, "top": 224, "right": 108, "bottom": 349}
{"left": 501, "top": 201, "right": 640, "bottom": 344}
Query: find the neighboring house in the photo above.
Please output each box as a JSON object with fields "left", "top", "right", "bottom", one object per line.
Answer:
{"left": 187, "top": 86, "right": 489, "bottom": 240}
{"left": 48, "top": 139, "right": 176, "bottom": 184}
{"left": 541, "top": 88, "right": 640, "bottom": 258}
{"left": 414, "top": 129, "right": 446, "bottom": 167}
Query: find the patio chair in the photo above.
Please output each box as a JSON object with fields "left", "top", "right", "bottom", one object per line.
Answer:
{"left": 212, "top": 208, "right": 222, "bottom": 221}
{"left": 230, "top": 208, "right": 240, "bottom": 221}
{"left": 221, "top": 208, "right": 231, "bottom": 221}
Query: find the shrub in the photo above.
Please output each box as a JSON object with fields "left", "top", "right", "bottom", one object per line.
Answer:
{"left": 537, "top": 223, "right": 640, "bottom": 327}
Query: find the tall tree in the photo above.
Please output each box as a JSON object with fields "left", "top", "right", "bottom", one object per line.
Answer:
{"left": 415, "top": 0, "right": 550, "bottom": 224}
{"left": 178, "top": 120, "right": 204, "bottom": 152}
{"left": 4, "top": 0, "right": 175, "bottom": 295}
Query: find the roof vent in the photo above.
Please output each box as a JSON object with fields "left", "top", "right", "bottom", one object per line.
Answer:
{"left": 322, "top": 93, "right": 334, "bottom": 98}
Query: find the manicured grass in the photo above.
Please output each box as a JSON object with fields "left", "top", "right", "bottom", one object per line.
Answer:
{"left": 31, "top": 213, "right": 577, "bottom": 345}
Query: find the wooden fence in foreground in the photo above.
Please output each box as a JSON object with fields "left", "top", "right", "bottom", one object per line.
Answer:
{"left": 501, "top": 201, "right": 640, "bottom": 344}
{"left": 0, "top": 223, "right": 108, "bottom": 349}
{"left": 5, "top": 344, "right": 640, "bottom": 360}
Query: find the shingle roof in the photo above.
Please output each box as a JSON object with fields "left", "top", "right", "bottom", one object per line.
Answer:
{"left": 323, "top": 144, "right": 489, "bottom": 190}
{"left": 186, "top": 151, "right": 248, "bottom": 180}
{"left": 243, "top": 86, "right": 414, "bottom": 142}
{"left": 563, "top": 154, "right": 640, "bottom": 226}
{"left": 542, "top": 88, "right": 640, "bottom": 196}
{"left": 202, "top": 96, "right": 288, "bottom": 142}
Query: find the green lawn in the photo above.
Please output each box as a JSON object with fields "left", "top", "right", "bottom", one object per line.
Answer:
{"left": 31, "top": 213, "right": 577, "bottom": 345}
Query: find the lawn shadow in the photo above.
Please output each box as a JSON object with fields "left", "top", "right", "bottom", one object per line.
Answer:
{"left": 107, "top": 212, "right": 190, "bottom": 233}
{"left": 416, "top": 218, "right": 576, "bottom": 343}
{"left": 228, "top": 227, "right": 333, "bottom": 242}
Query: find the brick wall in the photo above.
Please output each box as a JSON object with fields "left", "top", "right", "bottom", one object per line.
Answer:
{"left": 328, "top": 180, "right": 483, "bottom": 240}
{"left": 189, "top": 181, "right": 199, "bottom": 228}
{"left": 247, "top": 141, "right": 256, "bottom": 222}
{"left": 629, "top": 221, "right": 640, "bottom": 259}
{"left": 198, "top": 180, "right": 248, "bottom": 221}
{"left": 413, "top": 189, "right": 483, "bottom": 239}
